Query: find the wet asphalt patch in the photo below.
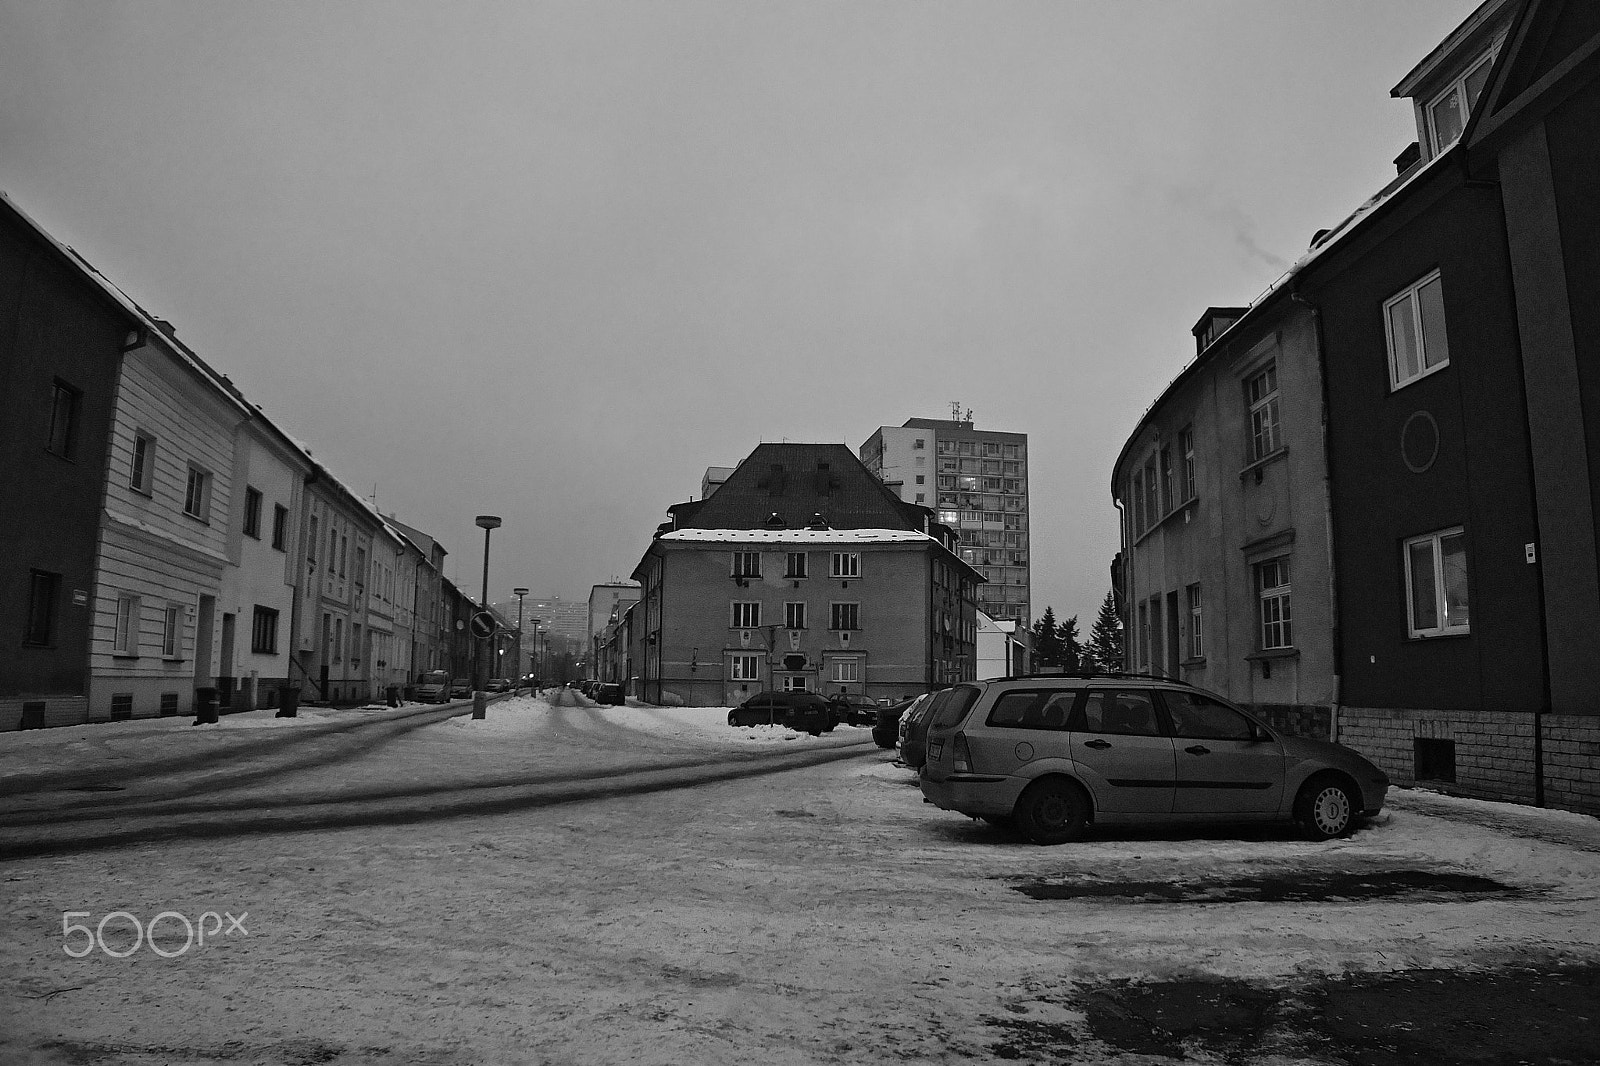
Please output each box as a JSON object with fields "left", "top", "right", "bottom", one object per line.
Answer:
{"left": 1009, "top": 868, "right": 1522, "bottom": 903}
{"left": 989, "top": 966, "right": 1600, "bottom": 1065}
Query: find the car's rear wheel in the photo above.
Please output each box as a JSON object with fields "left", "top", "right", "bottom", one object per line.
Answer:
{"left": 1296, "top": 774, "right": 1356, "bottom": 840}
{"left": 1013, "top": 778, "right": 1089, "bottom": 845}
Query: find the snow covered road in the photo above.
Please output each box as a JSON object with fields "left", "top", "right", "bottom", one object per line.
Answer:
{"left": 2, "top": 693, "right": 1598, "bottom": 1064}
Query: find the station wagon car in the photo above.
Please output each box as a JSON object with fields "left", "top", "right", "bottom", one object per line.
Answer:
{"left": 919, "top": 675, "right": 1388, "bottom": 844}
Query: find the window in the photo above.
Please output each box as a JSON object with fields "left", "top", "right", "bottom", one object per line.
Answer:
{"left": 1080, "top": 690, "right": 1162, "bottom": 737}
{"left": 47, "top": 380, "right": 80, "bottom": 459}
{"left": 184, "top": 465, "right": 212, "bottom": 522}
{"left": 355, "top": 547, "right": 367, "bottom": 590}
{"left": 781, "top": 675, "right": 808, "bottom": 692}
{"left": 1385, "top": 270, "right": 1450, "bottom": 389}
{"left": 272, "top": 504, "right": 289, "bottom": 550}
{"left": 831, "top": 552, "right": 860, "bottom": 578}
{"left": 785, "top": 552, "right": 808, "bottom": 578}
{"left": 333, "top": 617, "right": 343, "bottom": 662}
{"left": 731, "top": 551, "right": 762, "bottom": 578}
{"left": 730, "top": 601, "right": 761, "bottom": 628}
{"left": 915, "top": 475, "right": 925, "bottom": 485}
{"left": 1159, "top": 447, "right": 1173, "bottom": 513}
{"left": 329, "top": 529, "right": 339, "bottom": 573}
{"left": 114, "top": 594, "right": 141, "bottom": 655}
{"left": 1405, "top": 527, "right": 1470, "bottom": 637}
{"left": 915, "top": 493, "right": 925, "bottom": 503}
{"left": 729, "top": 653, "right": 762, "bottom": 681}
{"left": 1179, "top": 425, "right": 1196, "bottom": 501}
{"left": 308, "top": 515, "right": 319, "bottom": 564}
{"left": 985, "top": 689, "right": 1079, "bottom": 731}
{"left": 130, "top": 432, "right": 156, "bottom": 493}
{"left": 913, "top": 438, "right": 925, "bottom": 450}
{"left": 339, "top": 534, "right": 348, "bottom": 576}
{"left": 1257, "top": 557, "right": 1292, "bottom": 649}
{"left": 1186, "top": 584, "right": 1203, "bottom": 660}
{"left": 1131, "top": 471, "right": 1145, "bottom": 534}
{"left": 1246, "top": 363, "right": 1281, "bottom": 461}
{"left": 831, "top": 658, "right": 859, "bottom": 683}
{"left": 1164, "top": 692, "right": 1255, "bottom": 740}
{"left": 1136, "top": 601, "right": 1150, "bottom": 668}
{"left": 243, "top": 486, "right": 263, "bottom": 539}
{"left": 785, "top": 602, "right": 806, "bottom": 629}
{"left": 1143, "top": 457, "right": 1159, "bottom": 524}
{"left": 161, "top": 603, "right": 182, "bottom": 658}
{"left": 1426, "top": 46, "right": 1498, "bottom": 154}
{"left": 24, "top": 570, "right": 60, "bottom": 646}
{"left": 351, "top": 623, "right": 362, "bottom": 664}
{"left": 830, "top": 602, "right": 859, "bottom": 630}
{"left": 252, "top": 605, "right": 280, "bottom": 654}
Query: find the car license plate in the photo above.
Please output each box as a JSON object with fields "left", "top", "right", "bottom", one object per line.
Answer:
{"left": 928, "top": 741, "right": 943, "bottom": 761}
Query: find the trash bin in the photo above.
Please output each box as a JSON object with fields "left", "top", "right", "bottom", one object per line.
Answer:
{"left": 385, "top": 684, "right": 401, "bottom": 708}
{"left": 193, "top": 686, "right": 219, "bottom": 725}
{"left": 275, "top": 684, "right": 301, "bottom": 719}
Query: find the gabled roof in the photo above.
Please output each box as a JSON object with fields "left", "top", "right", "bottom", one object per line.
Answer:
{"left": 1466, "top": 0, "right": 1600, "bottom": 152}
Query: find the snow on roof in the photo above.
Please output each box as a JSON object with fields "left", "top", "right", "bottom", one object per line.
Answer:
{"left": 659, "top": 528, "right": 935, "bottom": 545}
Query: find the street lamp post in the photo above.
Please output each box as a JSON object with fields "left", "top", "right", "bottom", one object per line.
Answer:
{"left": 530, "top": 619, "right": 542, "bottom": 684}
{"left": 513, "top": 587, "right": 528, "bottom": 693}
{"left": 472, "top": 515, "right": 501, "bottom": 720}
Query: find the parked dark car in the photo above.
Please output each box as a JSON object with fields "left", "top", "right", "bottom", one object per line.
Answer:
{"left": 898, "top": 688, "right": 950, "bottom": 768}
{"left": 827, "top": 693, "right": 882, "bottom": 727}
{"left": 874, "top": 694, "right": 927, "bottom": 749}
{"left": 449, "top": 679, "right": 473, "bottom": 699}
{"left": 729, "top": 691, "right": 836, "bottom": 735}
{"left": 484, "top": 678, "right": 511, "bottom": 693}
{"left": 596, "top": 682, "right": 626, "bottom": 705}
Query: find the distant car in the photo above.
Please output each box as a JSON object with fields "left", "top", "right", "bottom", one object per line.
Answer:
{"left": 414, "top": 670, "right": 452, "bottom": 704}
{"left": 919, "top": 675, "right": 1391, "bottom": 844}
{"left": 728, "top": 691, "right": 836, "bottom": 736}
{"left": 827, "top": 693, "right": 881, "bottom": 727}
{"left": 874, "top": 694, "right": 927, "bottom": 749}
{"left": 449, "top": 679, "right": 473, "bottom": 699}
{"left": 484, "top": 678, "right": 511, "bottom": 693}
{"left": 596, "top": 682, "right": 626, "bottom": 705}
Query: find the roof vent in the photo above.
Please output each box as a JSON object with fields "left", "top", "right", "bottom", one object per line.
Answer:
{"left": 1310, "top": 228, "right": 1332, "bottom": 247}
{"left": 1394, "top": 141, "right": 1421, "bottom": 177}
{"left": 808, "top": 513, "right": 829, "bottom": 530}
{"left": 764, "top": 512, "right": 785, "bottom": 529}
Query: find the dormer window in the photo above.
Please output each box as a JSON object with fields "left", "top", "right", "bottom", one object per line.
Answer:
{"left": 1425, "top": 44, "right": 1498, "bottom": 155}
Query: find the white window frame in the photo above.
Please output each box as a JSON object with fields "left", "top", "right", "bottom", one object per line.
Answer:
{"left": 830, "top": 602, "right": 859, "bottom": 631}
{"left": 114, "top": 594, "right": 141, "bottom": 655}
{"left": 1404, "top": 526, "right": 1470, "bottom": 638}
{"left": 1186, "top": 584, "right": 1203, "bottom": 660}
{"left": 1425, "top": 45, "right": 1500, "bottom": 155}
{"left": 831, "top": 657, "right": 860, "bottom": 683}
{"left": 161, "top": 602, "right": 182, "bottom": 658}
{"left": 1384, "top": 269, "right": 1450, "bottom": 390}
{"left": 1179, "top": 425, "right": 1196, "bottom": 502}
{"left": 1246, "top": 363, "right": 1281, "bottom": 462}
{"left": 183, "top": 464, "right": 212, "bottom": 522}
{"left": 784, "top": 601, "right": 806, "bottom": 630}
{"left": 830, "top": 552, "right": 860, "bottom": 578}
{"left": 730, "top": 601, "right": 761, "bottom": 628}
{"left": 731, "top": 551, "right": 762, "bottom": 578}
{"left": 785, "top": 551, "right": 808, "bottom": 578}
{"left": 729, "top": 652, "right": 762, "bottom": 681}
{"left": 1257, "top": 557, "right": 1293, "bottom": 650}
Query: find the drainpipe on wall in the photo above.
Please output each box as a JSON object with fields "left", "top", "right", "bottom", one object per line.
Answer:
{"left": 1112, "top": 497, "right": 1129, "bottom": 671}
{"left": 1292, "top": 285, "right": 1342, "bottom": 744}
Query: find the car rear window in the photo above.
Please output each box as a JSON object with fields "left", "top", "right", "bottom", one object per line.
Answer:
{"left": 929, "top": 684, "right": 982, "bottom": 729}
{"left": 985, "top": 689, "right": 1082, "bottom": 730}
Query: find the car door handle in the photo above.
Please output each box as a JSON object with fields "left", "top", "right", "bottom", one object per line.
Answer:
{"left": 1185, "top": 745, "right": 1210, "bottom": 756}
{"left": 1083, "top": 739, "right": 1112, "bottom": 750}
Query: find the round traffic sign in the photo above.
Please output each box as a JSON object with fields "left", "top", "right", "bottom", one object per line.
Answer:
{"left": 470, "top": 611, "right": 497, "bottom": 638}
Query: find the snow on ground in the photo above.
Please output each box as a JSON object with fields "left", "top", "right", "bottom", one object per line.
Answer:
{"left": 2, "top": 694, "right": 1598, "bottom": 1064}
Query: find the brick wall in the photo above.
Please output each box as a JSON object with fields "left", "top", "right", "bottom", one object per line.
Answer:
{"left": 1338, "top": 707, "right": 1600, "bottom": 816}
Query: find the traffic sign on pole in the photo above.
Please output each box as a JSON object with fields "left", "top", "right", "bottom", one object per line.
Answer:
{"left": 470, "top": 611, "right": 497, "bottom": 639}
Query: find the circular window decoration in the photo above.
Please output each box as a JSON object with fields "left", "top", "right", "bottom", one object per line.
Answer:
{"left": 1401, "top": 410, "right": 1440, "bottom": 473}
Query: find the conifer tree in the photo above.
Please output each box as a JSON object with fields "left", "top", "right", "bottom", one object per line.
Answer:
{"left": 1031, "top": 606, "right": 1065, "bottom": 668}
{"left": 1085, "top": 590, "right": 1124, "bottom": 672}
{"left": 1059, "top": 613, "right": 1083, "bottom": 672}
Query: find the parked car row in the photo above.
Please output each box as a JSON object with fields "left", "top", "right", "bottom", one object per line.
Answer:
{"left": 575, "top": 679, "right": 626, "bottom": 705}
{"left": 908, "top": 674, "right": 1389, "bottom": 845}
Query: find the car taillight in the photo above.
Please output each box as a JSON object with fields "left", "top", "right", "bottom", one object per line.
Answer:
{"left": 953, "top": 732, "right": 973, "bottom": 773}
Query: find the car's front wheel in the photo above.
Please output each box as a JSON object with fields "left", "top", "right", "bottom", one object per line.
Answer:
{"left": 727, "top": 710, "right": 740, "bottom": 727}
{"left": 1296, "top": 774, "right": 1356, "bottom": 840}
{"left": 1013, "top": 778, "right": 1089, "bottom": 845}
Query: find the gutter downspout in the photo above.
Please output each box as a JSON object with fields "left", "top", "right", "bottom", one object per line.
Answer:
{"left": 1112, "top": 497, "right": 1129, "bottom": 671}
{"left": 1292, "top": 285, "right": 1342, "bottom": 744}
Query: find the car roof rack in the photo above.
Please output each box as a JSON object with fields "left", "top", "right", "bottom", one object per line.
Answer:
{"left": 989, "top": 670, "right": 1200, "bottom": 688}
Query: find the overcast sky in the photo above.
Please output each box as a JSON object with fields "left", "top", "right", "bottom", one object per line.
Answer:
{"left": 2, "top": 0, "right": 1476, "bottom": 624}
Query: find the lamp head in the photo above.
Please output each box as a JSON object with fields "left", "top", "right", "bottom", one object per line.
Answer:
{"left": 475, "top": 515, "right": 502, "bottom": 530}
